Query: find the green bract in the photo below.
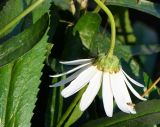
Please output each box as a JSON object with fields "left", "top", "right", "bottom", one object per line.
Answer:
{"left": 94, "top": 54, "right": 120, "bottom": 73}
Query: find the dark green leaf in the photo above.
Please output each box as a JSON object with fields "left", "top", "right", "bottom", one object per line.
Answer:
{"left": 116, "top": 44, "right": 160, "bottom": 61}
{"left": 133, "top": 22, "right": 158, "bottom": 74}
{"left": 82, "top": 100, "right": 160, "bottom": 127}
{"left": 62, "top": 29, "right": 89, "bottom": 60}
{"left": 56, "top": 88, "right": 86, "bottom": 127}
{"left": 133, "top": 22, "right": 158, "bottom": 44}
{"left": 106, "top": 0, "right": 160, "bottom": 18}
{"left": 73, "top": 12, "right": 101, "bottom": 49}
{"left": 64, "top": 101, "right": 83, "bottom": 127}
{"left": 31, "top": 0, "right": 51, "bottom": 23}
{"left": 52, "top": 0, "right": 70, "bottom": 10}
{"left": 0, "top": 25, "right": 48, "bottom": 126}
{"left": 0, "top": 0, "right": 23, "bottom": 38}
{"left": 0, "top": 14, "right": 49, "bottom": 67}
{"left": 45, "top": 82, "right": 63, "bottom": 127}
{"left": 130, "top": 44, "right": 160, "bottom": 56}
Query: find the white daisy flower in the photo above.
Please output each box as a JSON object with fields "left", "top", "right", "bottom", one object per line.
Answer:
{"left": 50, "top": 55, "right": 146, "bottom": 117}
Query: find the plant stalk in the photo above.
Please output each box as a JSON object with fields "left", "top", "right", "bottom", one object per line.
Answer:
{"left": 142, "top": 76, "right": 160, "bottom": 97}
{"left": 94, "top": 0, "right": 116, "bottom": 56}
{"left": 56, "top": 88, "right": 85, "bottom": 127}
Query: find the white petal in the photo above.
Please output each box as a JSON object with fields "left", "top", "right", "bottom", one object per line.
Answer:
{"left": 80, "top": 69, "right": 102, "bottom": 111}
{"left": 121, "top": 68, "right": 144, "bottom": 87}
{"left": 49, "top": 65, "right": 89, "bottom": 87}
{"left": 61, "top": 66, "right": 97, "bottom": 98}
{"left": 50, "top": 62, "right": 91, "bottom": 78}
{"left": 102, "top": 72, "right": 113, "bottom": 117}
{"left": 110, "top": 72, "right": 136, "bottom": 114}
{"left": 60, "top": 59, "right": 93, "bottom": 65}
{"left": 122, "top": 72, "right": 147, "bottom": 101}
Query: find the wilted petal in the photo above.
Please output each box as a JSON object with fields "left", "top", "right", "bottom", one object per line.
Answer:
{"left": 80, "top": 69, "right": 102, "bottom": 111}
{"left": 110, "top": 72, "right": 136, "bottom": 114}
{"left": 102, "top": 72, "right": 113, "bottom": 117}
{"left": 61, "top": 66, "right": 97, "bottom": 98}
{"left": 60, "top": 59, "right": 93, "bottom": 65}
{"left": 50, "top": 62, "right": 91, "bottom": 78}
{"left": 122, "top": 71, "right": 146, "bottom": 101}
{"left": 121, "top": 68, "right": 144, "bottom": 87}
{"left": 49, "top": 65, "right": 89, "bottom": 87}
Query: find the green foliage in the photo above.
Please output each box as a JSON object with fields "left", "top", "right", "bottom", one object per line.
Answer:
{"left": 31, "top": 0, "right": 51, "bottom": 23}
{"left": 45, "top": 85, "right": 63, "bottom": 127}
{"left": 74, "top": 13, "right": 160, "bottom": 60}
{"left": 0, "top": 16, "right": 49, "bottom": 127}
{"left": 107, "top": 0, "right": 160, "bottom": 18}
{"left": 111, "top": 7, "right": 136, "bottom": 44}
{"left": 0, "top": 0, "right": 23, "bottom": 37}
{"left": 52, "top": 0, "right": 70, "bottom": 10}
{"left": 0, "top": 14, "right": 49, "bottom": 67}
{"left": 133, "top": 22, "right": 159, "bottom": 74}
{"left": 64, "top": 101, "right": 83, "bottom": 127}
{"left": 73, "top": 12, "right": 101, "bottom": 49}
{"left": 82, "top": 100, "right": 160, "bottom": 127}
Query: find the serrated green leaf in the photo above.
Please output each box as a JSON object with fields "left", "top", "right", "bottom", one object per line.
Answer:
{"left": 64, "top": 101, "right": 83, "bottom": 127}
{"left": 0, "top": 0, "right": 23, "bottom": 38}
{"left": 106, "top": 0, "right": 160, "bottom": 18}
{"left": 0, "top": 14, "right": 49, "bottom": 67}
{"left": 0, "top": 20, "right": 48, "bottom": 127}
{"left": 73, "top": 12, "right": 101, "bottom": 49}
{"left": 82, "top": 100, "right": 160, "bottom": 127}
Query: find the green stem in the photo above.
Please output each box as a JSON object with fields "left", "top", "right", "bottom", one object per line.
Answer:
{"left": 0, "top": 0, "right": 45, "bottom": 37}
{"left": 94, "top": 0, "right": 116, "bottom": 56}
{"left": 93, "top": 0, "right": 105, "bottom": 13}
{"left": 56, "top": 88, "right": 86, "bottom": 127}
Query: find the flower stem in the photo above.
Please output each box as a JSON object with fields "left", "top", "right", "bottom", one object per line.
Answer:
{"left": 0, "top": 0, "right": 45, "bottom": 37}
{"left": 56, "top": 87, "right": 86, "bottom": 127}
{"left": 94, "top": 0, "right": 116, "bottom": 56}
{"left": 142, "top": 76, "right": 160, "bottom": 97}
{"left": 93, "top": 0, "right": 105, "bottom": 13}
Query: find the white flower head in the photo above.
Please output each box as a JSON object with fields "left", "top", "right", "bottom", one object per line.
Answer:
{"left": 50, "top": 55, "right": 146, "bottom": 117}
